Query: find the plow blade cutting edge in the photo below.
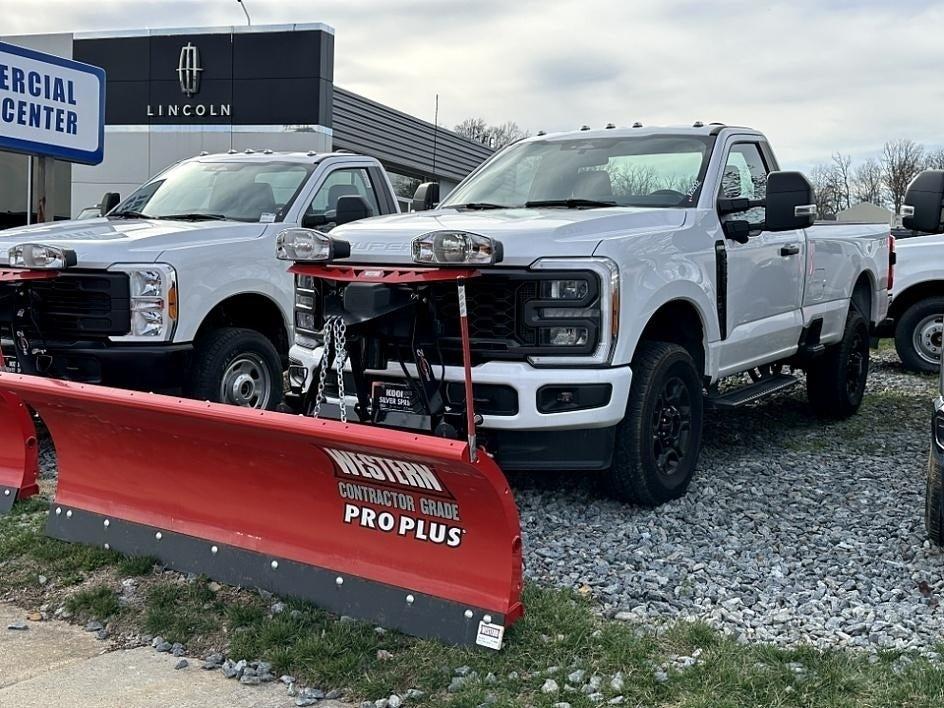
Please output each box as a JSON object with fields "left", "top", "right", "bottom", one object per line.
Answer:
{"left": 0, "top": 391, "right": 40, "bottom": 513}
{"left": 0, "top": 373, "right": 524, "bottom": 647}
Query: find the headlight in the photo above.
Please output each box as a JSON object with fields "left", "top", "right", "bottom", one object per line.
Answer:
{"left": 108, "top": 264, "right": 178, "bottom": 341}
{"left": 276, "top": 228, "right": 351, "bottom": 262}
{"left": 540, "top": 279, "right": 590, "bottom": 300}
{"left": 9, "top": 244, "right": 77, "bottom": 269}
{"left": 412, "top": 230, "right": 503, "bottom": 265}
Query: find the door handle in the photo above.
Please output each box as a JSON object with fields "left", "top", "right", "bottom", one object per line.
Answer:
{"left": 780, "top": 244, "right": 800, "bottom": 256}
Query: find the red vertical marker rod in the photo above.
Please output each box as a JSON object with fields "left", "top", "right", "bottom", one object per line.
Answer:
{"left": 457, "top": 278, "right": 477, "bottom": 462}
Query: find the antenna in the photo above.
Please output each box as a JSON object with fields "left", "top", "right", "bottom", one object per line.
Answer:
{"left": 236, "top": 0, "right": 251, "bottom": 26}
{"left": 431, "top": 93, "right": 439, "bottom": 179}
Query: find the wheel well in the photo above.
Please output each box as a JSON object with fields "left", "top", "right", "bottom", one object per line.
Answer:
{"left": 638, "top": 300, "right": 705, "bottom": 374}
{"left": 888, "top": 281, "right": 944, "bottom": 322}
{"left": 851, "top": 272, "right": 873, "bottom": 322}
{"left": 196, "top": 294, "right": 288, "bottom": 360}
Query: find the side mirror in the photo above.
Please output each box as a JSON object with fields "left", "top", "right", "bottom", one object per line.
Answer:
{"left": 723, "top": 220, "right": 751, "bottom": 244}
{"left": 902, "top": 170, "right": 944, "bottom": 234}
{"left": 411, "top": 182, "right": 440, "bottom": 212}
{"left": 100, "top": 192, "right": 120, "bottom": 216}
{"left": 764, "top": 171, "right": 817, "bottom": 231}
{"left": 335, "top": 195, "right": 372, "bottom": 226}
{"left": 301, "top": 212, "right": 329, "bottom": 229}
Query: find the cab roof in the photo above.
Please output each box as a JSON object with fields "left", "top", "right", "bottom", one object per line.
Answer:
{"left": 186, "top": 150, "right": 373, "bottom": 165}
{"left": 526, "top": 123, "right": 765, "bottom": 143}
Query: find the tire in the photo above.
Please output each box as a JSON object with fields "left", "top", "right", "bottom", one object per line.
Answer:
{"left": 188, "top": 327, "right": 283, "bottom": 410}
{"left": 806, "top": 309, "right": 869, "bottom": 419}
{"left": 927, "top": 450, "right": 944, "bottom": 546}
{"left": 894, "top": 297, "right": 944, "bottom": 374}
{"left": 604, "top": 342, "right": 704, "bottom": 506}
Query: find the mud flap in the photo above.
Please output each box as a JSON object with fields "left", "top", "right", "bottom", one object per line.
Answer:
{"left": 0, "top": 373, "right": 524, "bottom": 646}
{"left": 0, "top": 391, "right": 40, "bottom": 514}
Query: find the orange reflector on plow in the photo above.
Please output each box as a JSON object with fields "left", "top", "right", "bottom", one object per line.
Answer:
{"left": 0, "top": 373, "right": 524, "bottom": 647}
{"left": 0, "top": 391, "right": 40, "bottom": 513}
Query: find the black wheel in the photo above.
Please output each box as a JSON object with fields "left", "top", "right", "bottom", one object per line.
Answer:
{"left": 604, "top": 342, "right": 704, "bottom": 506}
{"left": 927, "top": 450, "right": 944, "bottom": 546}
{"left": 188, "top": 327, "right": 283, "bottom": 410}
{"left": 806, "top": 310, "right": 869, "bottom": 419}
{"left": 895, "top": 297, "right": 944, "bottom": 373}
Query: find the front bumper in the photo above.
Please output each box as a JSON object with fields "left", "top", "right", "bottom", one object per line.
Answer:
{"left": 2, "top": 338, "right": 193, "bottom": 390}
{"left": 289, "top": 343, "right": 632, "bottom": 431}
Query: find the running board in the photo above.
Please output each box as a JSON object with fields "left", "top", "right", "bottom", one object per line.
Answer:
{"left": 706, "top": 373, "right": 798, "bottom": 409}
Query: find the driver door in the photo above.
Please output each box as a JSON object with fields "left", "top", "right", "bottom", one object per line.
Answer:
{"left": 717, "top": 141, "right": 805, "bottom": 375}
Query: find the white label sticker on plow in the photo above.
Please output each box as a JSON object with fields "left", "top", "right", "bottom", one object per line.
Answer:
{"left": 476, "top": 620, "right": 504, "bottom": 650}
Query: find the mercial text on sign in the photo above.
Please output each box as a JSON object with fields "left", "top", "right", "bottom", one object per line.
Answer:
{"left": 0, "top": 41, "right": 104, "bottom": 165}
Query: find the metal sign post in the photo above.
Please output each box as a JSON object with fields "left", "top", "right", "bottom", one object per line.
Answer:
{"left": 25, "top": 156, "right": 32, "bottom": 225}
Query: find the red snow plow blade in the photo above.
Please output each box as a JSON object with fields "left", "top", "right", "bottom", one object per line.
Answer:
{"left": 0, "top": 391, "right": 40, "bottom": 513}
{"left": 0, "top": 373, "right": 523, "bottom": 646}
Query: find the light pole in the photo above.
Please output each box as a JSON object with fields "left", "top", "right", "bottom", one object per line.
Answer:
{"left": 236, "top": 0, "right": 251, "bottom": 26}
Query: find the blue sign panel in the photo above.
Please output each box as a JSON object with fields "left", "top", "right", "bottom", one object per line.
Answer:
{"left": 0, "top": 41, "right": 105, "bottom": 165}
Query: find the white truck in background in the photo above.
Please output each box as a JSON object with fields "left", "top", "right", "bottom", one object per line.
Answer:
{"left": 0, "top": 151, "right": 400, "bottom": 408}
{"left": 284, "top": 123, "right": 893, "bottom": 505}
{"left": 875, "top": 228, "right": 944, "bottom": 372}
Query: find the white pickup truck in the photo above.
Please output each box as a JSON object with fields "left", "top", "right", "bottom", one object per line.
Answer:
{"left": 285, "top": 123, "right": 893, "bottom": 505}
{"left": 0, "top": 151, "right": 400, "bottom": 408}
{"left": 874, "top": 228, "right": 944, "bottom": 372}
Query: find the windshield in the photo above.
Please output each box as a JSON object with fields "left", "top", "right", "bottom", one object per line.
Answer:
{"left": 441, "top": 135, "right": 715, "bottom": 209}
{"left": 112, "top": 160, "right": 314, "bottom": 222}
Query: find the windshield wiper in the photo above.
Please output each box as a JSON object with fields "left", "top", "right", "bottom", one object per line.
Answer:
{"left": 109, "top": 210, "right": 150, "bottom": 219}
{"left": 525, "top": 199, "right": 617, "bottom": 209}
{"left": 155, "top": 213, "right": 227, "bottom": 221}
{"left": 453, "top": 202, "right": 515, "bottom": 210}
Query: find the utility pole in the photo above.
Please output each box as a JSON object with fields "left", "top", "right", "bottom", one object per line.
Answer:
{"left": 431, "top": 94, "right": 439, "bottom": 178}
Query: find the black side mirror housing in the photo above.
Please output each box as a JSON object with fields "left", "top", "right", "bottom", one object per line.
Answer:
{"left": 411, "top": 182, "right": 440, "bottom": 212}
{"left": 903, "top": 170, "right": 944, "bottom": 233}
{"left": 335, "top": 195, "right": 372, "bottom": 226}
{"left": 301, "top": 212, "right": 329, "bottom": 229}
{"left": 723, "top": 220, "right": 751, "bottom": 244}
{"left": 100, "top": 192, "right": 120, "bottom": 216}
{"left": 764, "top": 171, "right": 817, "bottom": 232}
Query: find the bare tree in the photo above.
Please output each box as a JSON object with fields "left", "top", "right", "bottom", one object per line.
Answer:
{"left": 831, "top": 152, "right": 853, "bottom": 210}
{"left": 926, "top": 147, "right": 944, "bottom": 170}
{"left": 454, "top": 118, "right": 528, "bottom": 150}
{"left": 809, "top": 163, "right": 844, "bottom": 219}
{"left": 881, "top": 139, "right": 924, "bottom": 212}
{"left": 852, "top": 158, "right": 885, "bottom": 206}
{"left": 486, "top": 121, "right": 528, "bottom": 149}
{"left": 453, "top": 117, "right": 491, "bottom": 145}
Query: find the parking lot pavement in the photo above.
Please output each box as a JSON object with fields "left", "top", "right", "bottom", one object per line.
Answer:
{"left": 517, "top": 347, "right": 944, "bottom": 655}
{"left": 0, "top": 604, "right": 348, "bottom": 708}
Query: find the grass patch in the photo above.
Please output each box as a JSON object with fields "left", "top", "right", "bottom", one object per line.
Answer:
{"left": 116, "top": 554, "right": 158, "bottom": 577}
{"left": 142, "top": 581, "right": 223, "bottom": 644}
{"left": 64, "top": 585, "right": 120, "bottom": 622}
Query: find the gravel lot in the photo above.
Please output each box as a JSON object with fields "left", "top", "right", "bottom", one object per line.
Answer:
{"left": 33, "top": 347, "right": 944, "bottom": 657}
{"left": 516, "top": 346, "right": 944, "bottom": 656}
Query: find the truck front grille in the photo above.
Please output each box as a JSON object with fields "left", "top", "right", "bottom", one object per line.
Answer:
{"left": 20, "top": 272, "right": 131, "bottom": 338}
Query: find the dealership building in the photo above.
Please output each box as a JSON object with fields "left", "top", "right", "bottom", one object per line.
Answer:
{"left": 0, "top": 23, "right": 492, "bottom": 223}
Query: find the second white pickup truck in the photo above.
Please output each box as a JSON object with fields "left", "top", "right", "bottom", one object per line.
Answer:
{"left": 285, "top": 123, "right": 893, "bottom": 505}
{"left": 0, "top": 150, "right": 400, "bottom": 408}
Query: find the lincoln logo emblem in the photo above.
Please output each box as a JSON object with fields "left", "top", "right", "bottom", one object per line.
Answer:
{"left": 177, "top": 43, "right": 202, "bottom": 97}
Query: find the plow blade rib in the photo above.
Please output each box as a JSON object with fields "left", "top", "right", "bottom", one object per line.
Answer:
{"left": 0, "top": 391, "right": 40, "bottom": 513}
{"left": 0, "top": 374, "right": 523, "bottom": 646}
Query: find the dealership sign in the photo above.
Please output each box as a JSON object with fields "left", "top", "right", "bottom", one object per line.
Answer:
{"left": 0, "top": 41, "right": 105, "bottom": 165}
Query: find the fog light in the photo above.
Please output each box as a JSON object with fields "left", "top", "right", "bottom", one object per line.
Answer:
{"left": 295, "top": 311, "right": 316, "bottom": 330}
{"left": 537, "top": 384, "right": 612, "bottom": 413}
{"left": 541, "top": 326, "right": 589, "bottom": 346}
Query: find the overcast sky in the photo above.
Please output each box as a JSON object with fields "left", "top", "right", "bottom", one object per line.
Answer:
{"left": 3, "top": 0, "right": 941, "bottom": 169}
